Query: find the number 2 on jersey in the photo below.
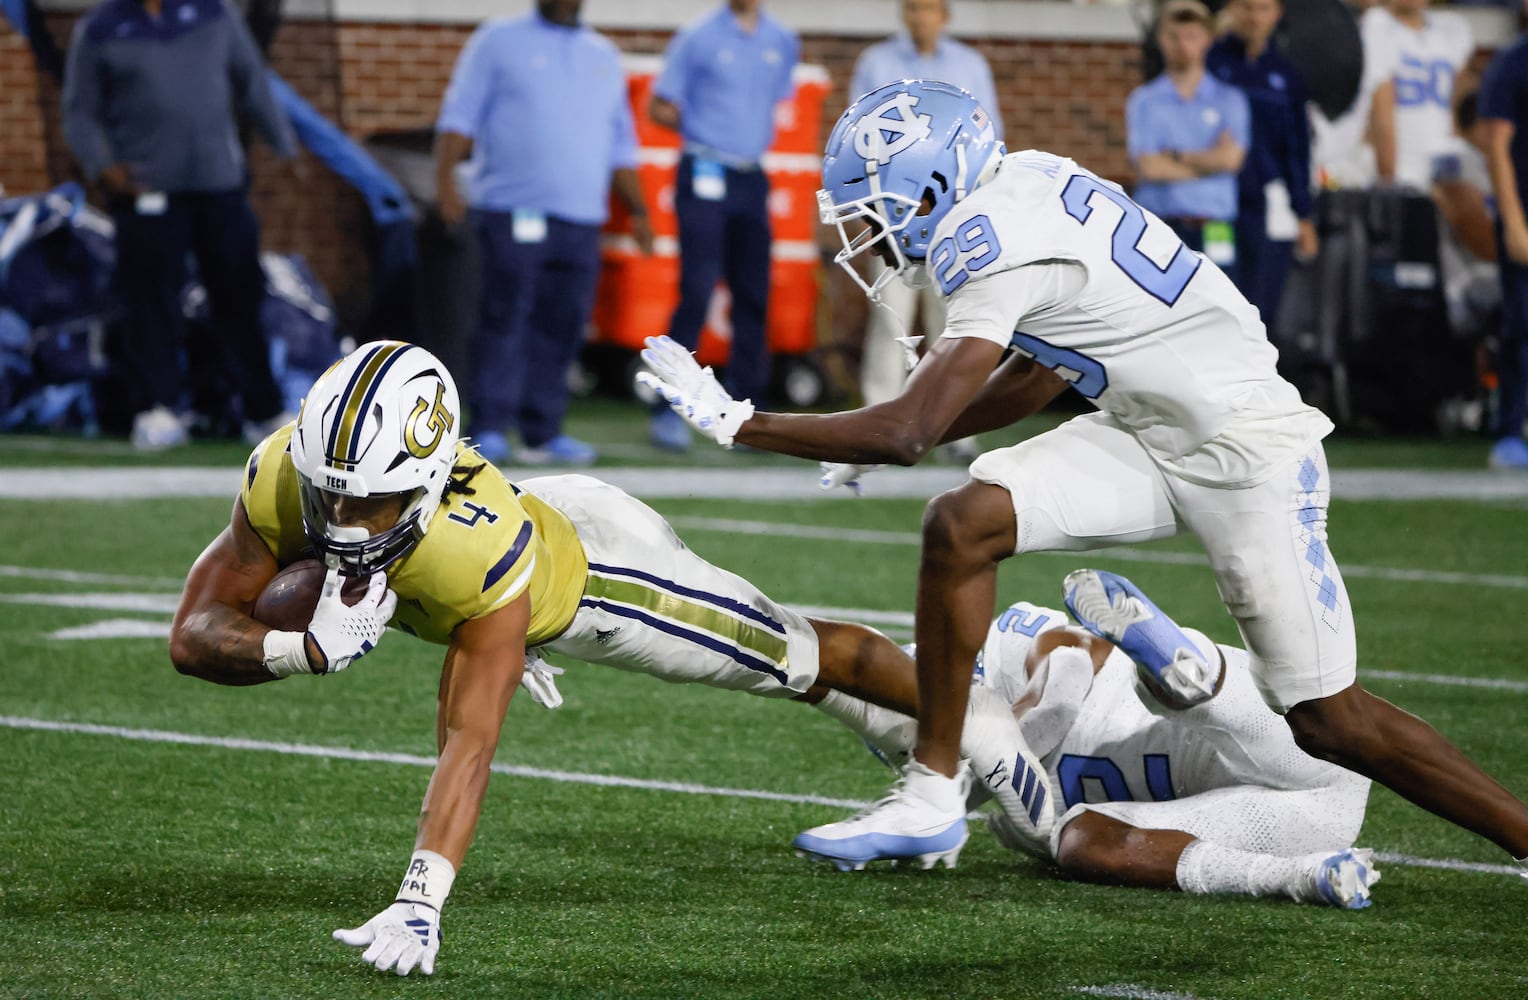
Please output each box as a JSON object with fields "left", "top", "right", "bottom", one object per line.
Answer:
{"left": 1059, "top": 174, "right": 1199, "bottom": 306}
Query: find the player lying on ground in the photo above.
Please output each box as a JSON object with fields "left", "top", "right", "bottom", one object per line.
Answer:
{"left": 803, "top": 570, "right": 1379, "bottom": 909}
{"left": 640, "top": 79, "right": 1528, "bottom": 878}
{"left": 170, "top": 341, "right": 989, "bottom": 977}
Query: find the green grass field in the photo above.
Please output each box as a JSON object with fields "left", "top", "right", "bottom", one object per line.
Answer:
{"left": 2, "top": 418, "right": 1527, "bottom": 999}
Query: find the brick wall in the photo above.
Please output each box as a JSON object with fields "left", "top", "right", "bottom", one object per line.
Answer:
{"left": 0, "top": 16, "right": 1188, "bottom": 320}
{"left": 0, "top": 22, "right": 51, "bottom": 195}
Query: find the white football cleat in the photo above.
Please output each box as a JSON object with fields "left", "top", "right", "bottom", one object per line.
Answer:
{"left": 1304, "top": 848, "right": 1381, "bottom": 909}
{"left": 961, "top": 687, "right": 1055, "bottom": 856}
{"left": 794, "top": 762, "right": 970, "bottom": 872}
{"left": 1063, "top": 569, "right": 1217, "bottom": 707}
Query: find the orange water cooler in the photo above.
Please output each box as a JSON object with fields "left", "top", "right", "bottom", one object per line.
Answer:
{"left": 592, "top": 58, "right": 830, "bottom": 390}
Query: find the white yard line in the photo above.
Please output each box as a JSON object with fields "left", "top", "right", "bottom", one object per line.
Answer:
{"left": 1074, "top": 988, "right": 1206, "bottom": 1000}
{"left": 0, "top": 592, "right": 182, "bottom": 613}
{"left": 0, "top": 715, "right": 865, "bottom": 809}
{"left": 4, "top": 465, "right": 1528, "bottom": 502}
{"left": 13, "top": 590, "right": 1528, "bottom": 694}
{"left": 0, "top": 565, "right": 183, "bottom": 588}
{"left": 669, "top": 517, "right": 1528, "bottom": 591}
{"left": 0, "top": 714, "right": 1522, "bottom": 880}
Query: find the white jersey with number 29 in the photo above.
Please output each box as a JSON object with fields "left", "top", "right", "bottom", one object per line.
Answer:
{"left": 934, "top": 150, "right": 1332, "bottom": 487}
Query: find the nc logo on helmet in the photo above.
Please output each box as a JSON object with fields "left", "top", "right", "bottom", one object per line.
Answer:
{"left": 853, "top": 92, "right": 933, "bottom": 165}
{"left": 405, "top": 383, "right": 455, "bottom": 459}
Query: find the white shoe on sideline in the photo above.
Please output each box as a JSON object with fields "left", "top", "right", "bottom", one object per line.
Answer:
{"left": 243, "top": 410, "right": 296, "bottom": 447}
{"left": 793, "top": 762, "right": 969, "bottom": 872}
{"left": 130, "top": 406, "right": 189, "bottom": 451}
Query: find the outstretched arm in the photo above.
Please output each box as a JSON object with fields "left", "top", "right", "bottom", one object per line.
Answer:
{"left": 333, "top": 594, "right": 529, "bottom": 977}
{"left": 419, "top": 595, "right": 529, "bottom": 865}
{"left": 737, "top": 335, "right": 1008, "bottom": 465}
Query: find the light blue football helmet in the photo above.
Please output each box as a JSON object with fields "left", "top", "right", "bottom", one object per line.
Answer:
{"left": 819, "top": 79, "right": 1005, "bottom": 301}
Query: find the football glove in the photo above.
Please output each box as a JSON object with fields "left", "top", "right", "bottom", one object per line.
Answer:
{"left": 334, "top": 849, "right": 455, "bottom": 977}
{"left": 307, "top": 567, "right": 396, "bottom": 674}
{"left": 519, "top": 649, "right": 565, "bottom": 709}
{"left": 636, "top": 336, "right": 755, "bottom": 448}
{"left": 819, "top": 462, "right": 885, "bottom": 496}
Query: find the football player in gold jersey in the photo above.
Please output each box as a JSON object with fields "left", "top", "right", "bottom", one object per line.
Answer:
{"left": 168, "top": 341, "right": 944, "bottom": 977}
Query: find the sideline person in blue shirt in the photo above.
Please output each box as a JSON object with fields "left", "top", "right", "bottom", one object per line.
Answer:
{"left": 434, "top": 0, "right": 654, "bottom": 467}
{"left": 647, "top": 0, "right": 799, "bottom": 452}
{"left": 1208, "top": 0, "right": 1318, "bottom": 332}
{"left": 1478, "top": 22, "right": 1528, "bottom": 469}
{"left": 849, "top": 0, "right": 1000, "bottom": 438}
{"left": 1127, "top": 0, "right": 1250, "bottom": 259}
{"left": 63, "top": 0, "right": 297, "bottom": 451}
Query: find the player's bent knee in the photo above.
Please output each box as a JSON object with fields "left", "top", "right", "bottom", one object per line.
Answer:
{"left": 921, "top": 482, "right": 1016, "bottom": 560}
{"left": 1053, "top": 811, "right": 1126, "bottom": 874}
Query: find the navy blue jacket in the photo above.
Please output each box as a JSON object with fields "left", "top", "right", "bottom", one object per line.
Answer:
{"left": 1208, "top": 34, "right": 1314, "bottom": 222}
{"left": 63, "top": 0, "right": 295, "bottom": 192}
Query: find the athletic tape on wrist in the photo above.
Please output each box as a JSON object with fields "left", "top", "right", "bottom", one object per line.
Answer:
{"left": 716, "top": 399, "right": 755, "bottom": 449}
{"left": 262, "top": 630, "right": 312, "bottom": 678}
{"left": 396, "top": 849, "right": 456, "bottom": 910}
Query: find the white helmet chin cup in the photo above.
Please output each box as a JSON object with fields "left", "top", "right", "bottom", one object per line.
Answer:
{"left": 289, "top": 341, "right": 462, "bottom": 575}
{"left": 319, "top": 525, "right": 371, "bottom": 571}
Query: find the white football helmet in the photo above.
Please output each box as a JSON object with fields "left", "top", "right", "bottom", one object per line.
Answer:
{"left": 289, "top": 341, "right": 461, "bottom": 575}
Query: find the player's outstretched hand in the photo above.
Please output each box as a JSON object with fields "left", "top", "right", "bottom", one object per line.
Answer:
{"left": 819, "top": 462, "right": 885, "bottom": 496}
{"left": 334, "top": 901, "right": 441, "bottom": 977}
{"left": 307, "top": 568, "right": 396, "bottom": 674}
{"left": 636, "top": 335, "right": 756, "bottom": 448}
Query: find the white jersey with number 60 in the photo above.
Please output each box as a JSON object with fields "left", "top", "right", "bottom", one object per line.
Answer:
{"left": 932, "top": 150, "right": 1332, "bottom": 487}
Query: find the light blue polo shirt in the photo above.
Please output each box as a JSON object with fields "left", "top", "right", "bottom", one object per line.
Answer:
{"left": 436, "top": 12, "right": 637, "bottom": 224}
{"left": 849, "top": 32, "right": 1003, "bottom": 139}
{"left": 653, "top": 5, "right": 800, "bottom": 165}
{"left": 1126, "top": 71, "right": 1250, "bottom": 221}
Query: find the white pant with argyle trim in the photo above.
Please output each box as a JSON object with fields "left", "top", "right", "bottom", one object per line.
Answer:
{"left": 970, "top": 412, "right": 1356, "bottom": 712}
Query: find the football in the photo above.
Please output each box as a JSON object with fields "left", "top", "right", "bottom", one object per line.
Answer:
{"left": 252, "top": 559, "right": 369, "bottom": 632}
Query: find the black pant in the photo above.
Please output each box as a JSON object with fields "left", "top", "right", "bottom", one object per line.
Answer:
{"left": 466, "top": 210, "right": 602, "bottom": 446}
{"left": 1231, "top": 213, "right": 1294, "bottom": 333}
{"left": 666, "top": 154, "right": 773, "bottom": 403}
{"left": 111, "top": 189, "right": 281, "bottom": 422}
{"left": 1498, "top": 252, "right": 1528, "bottom": 440}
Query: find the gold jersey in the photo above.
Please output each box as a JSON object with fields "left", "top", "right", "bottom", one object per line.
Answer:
{"left": 241, "top": 424, "right": 587, "bottom": 646}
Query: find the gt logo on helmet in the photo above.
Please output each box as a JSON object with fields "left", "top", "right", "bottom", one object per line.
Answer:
{"left": 853, "top": 93, "right": 933, "bottom": 165}
{"left": 405, "top": 383, "right": 455, "bottom": 459}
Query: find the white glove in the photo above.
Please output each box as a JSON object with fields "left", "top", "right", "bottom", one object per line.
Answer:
{"left": 307, "top": 567, "right": 396, "bottom": 674}
{"left": 519, "top": 649, "right": 565, "bottom": 709}
{"left": 334, "top": 849, "right": 454, "bottom": 976}
{"left": 819, "top": 462, "right": 885, "bottom": 495}
{"left": 636, "top": 335, "right": 756, "bottom": 448}
{"left": 334, "top": 901, "right": 441, "bottom": 976}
